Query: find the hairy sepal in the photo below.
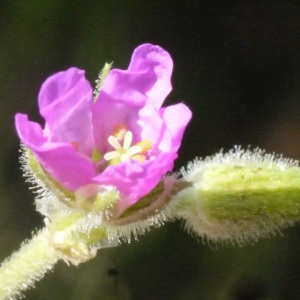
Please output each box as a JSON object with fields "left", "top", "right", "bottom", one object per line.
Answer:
{"left": 172, "top": 147, "right": 300, "bottom": 245}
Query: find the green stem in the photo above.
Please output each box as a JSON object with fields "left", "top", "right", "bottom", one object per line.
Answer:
{"left": 0, "top": 229, "right": 59, "bottom": 300}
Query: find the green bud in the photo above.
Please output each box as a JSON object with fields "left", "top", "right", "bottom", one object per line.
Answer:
{"left": 172, "top": 147, "right": 300, "bottom": 244}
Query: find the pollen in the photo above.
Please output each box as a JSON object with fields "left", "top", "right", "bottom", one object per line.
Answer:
{"left": 113, "top": 124, "right": 127, "bottom": 141}
{"left": 136, "top": 139, "right": 153, "bottom": 153}
{"left": 71, "top": 141, "right": 79, "bottom": 151}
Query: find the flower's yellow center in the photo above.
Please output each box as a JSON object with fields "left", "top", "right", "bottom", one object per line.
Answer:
{"left": 104, "top": 124, "right": 152, "bottom": 165}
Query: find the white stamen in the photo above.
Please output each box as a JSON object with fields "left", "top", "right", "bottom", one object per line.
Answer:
{"left": 103, "top": 151, "right": 120, "bottom": 161}
{"left": 104, "top": 129, "right": 151, "bottom": 163}
{"left": 123, "top": 131, "right": 133, "bottom": 150}
{"left": 107, "top": 136, "right": 122, "bottom": 150}
{"left": 127, "top": 146, "right": 142, "bottom": 157}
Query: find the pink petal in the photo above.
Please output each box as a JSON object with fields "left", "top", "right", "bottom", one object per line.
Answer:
{"left": 137, "top": 102, "right": 164, "bottom": 151}
{"left": 98, "top": 44, "right": 172, "bottom": 110}
{"left": 92, "top": 92, "right": 140, "bottom": 154}
{"left": 128, "top": 44, "right": 173, "bottom": 109}
{"left": 93, "top": 152, "right": 177, "bottom": 207}
{"left": 15, "top": 113, "right": 97, "bottom": 191}
{"left": 38, "top": 68, "right": 94, "bottom": 156}
{"left": 158, "top": 103, "right": 192, "bottom": 153}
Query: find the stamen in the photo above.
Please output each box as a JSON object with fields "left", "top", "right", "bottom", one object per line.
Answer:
{"left": 123, "top": 131, "right": 133, "bottom": 150}
{"left": 104, "top": 151, "right": 121, "bottom": 161}
{"left": 132, "top": 154, "right": 146, "bottom": 163}
{"left": 108, "top": 136, "right": 122, "bottom": 150}
{"left": 136, "top": 139, "right": 153, "bottom": 153}
{"left": 104, "top": 125, "right": 153, "bottom": 165}
{"left": 126, "top": 146, "right": 142, "bottom": 157}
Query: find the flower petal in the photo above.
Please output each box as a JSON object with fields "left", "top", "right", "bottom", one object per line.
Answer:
{"left": 38, "top": 67, "right": 94, "bottom": 156}
{"left": 15, "top": 113, "right": 97, "bottom": 191}
{"left": 93, "top": 44, "right": 174, "bottom": 153}
{"left": 158, "top": 103, "right": 192, "bottom": 153}
{"left": 137, "top": 103, "right": 164, "bottom": 151}
{"left": 92, "top": 92, "right": 140, "bottom": 154}
{"left": 128, "top": 44, "right": 173, "bottom": 109}
{"left": 99, "top": 44, "right": 172, "bottom": 109}
{"left": 93, "top": 152, "right": 177, "bottom": 209}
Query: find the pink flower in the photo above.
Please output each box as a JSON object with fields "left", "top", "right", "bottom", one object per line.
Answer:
{"left": 15, "top": 44, "right": 191, "bottom": 211}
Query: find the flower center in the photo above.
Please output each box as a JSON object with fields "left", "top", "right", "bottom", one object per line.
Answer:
{"left": 103, "top": 124, "right": 152, "bottom": 165}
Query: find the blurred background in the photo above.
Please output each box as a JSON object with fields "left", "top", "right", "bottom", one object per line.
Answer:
{"left": 1, "top": 1, "right": 300, "bottom": 299}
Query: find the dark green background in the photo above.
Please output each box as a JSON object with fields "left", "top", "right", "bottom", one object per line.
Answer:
{"left": 1, "top": 1, "right": 300, "bottom": 299}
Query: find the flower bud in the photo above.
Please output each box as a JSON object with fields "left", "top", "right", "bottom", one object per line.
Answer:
{"left": 172, "top": 147, "right": 300, "bottom": 244}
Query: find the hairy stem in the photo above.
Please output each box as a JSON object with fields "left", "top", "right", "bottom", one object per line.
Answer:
{"left": 0, "top": 229, "right": 59, "bottom": 300}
